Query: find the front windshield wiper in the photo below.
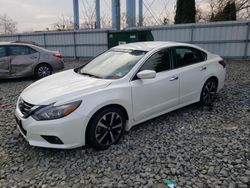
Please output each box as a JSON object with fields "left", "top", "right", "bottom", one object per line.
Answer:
{"left": 79, "top": 72, "right": 102, "bottom": 78}
{"left": 74, "top": 61, "right": 90, "bottom": 72}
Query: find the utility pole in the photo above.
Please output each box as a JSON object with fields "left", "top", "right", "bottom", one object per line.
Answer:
{"left": 138, "top": 0, "right": 143, "bottom": 26}
{"left": 126, "top": 0, "right": 136, "bottom": 27}
{"left": 95, "top": 0, "right": 101, "bottom": 29}
{"left": 73, "top": 0, "right": 79, "bottom": 30}
{"left": 112, "top": 0, "right": 120, "bottom": 30}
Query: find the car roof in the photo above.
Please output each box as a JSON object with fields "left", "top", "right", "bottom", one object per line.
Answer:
{"left": 112, "top": 41, "right": 207, "bottom": 52}
{"left": 0, "top": 41, "right": 39, "bottom": 46}
{"left": 0, "top": 41, "right": 50, "bottom": 52}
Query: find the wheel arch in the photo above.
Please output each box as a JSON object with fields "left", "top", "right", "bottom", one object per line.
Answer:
{"left": 199, "top": 75, "right": 219, "bottom": 105}
{"left": 205, "top": 76, "right": 219, "bottom": 91}
{"left": 85, "top": 103, "right": 129, "bottom": 145}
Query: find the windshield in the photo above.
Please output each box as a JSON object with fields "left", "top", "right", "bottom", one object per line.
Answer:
{"left": 79, "top": 50, "right": 147, "bottom": 79}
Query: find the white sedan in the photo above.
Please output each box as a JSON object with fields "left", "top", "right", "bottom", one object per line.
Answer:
{"left": 15, "top": 42, "right": 226, "bottom": 150}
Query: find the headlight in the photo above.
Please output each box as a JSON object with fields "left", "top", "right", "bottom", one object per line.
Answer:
{"left": 32, "top": 101, "right": 82, "bottom": 121}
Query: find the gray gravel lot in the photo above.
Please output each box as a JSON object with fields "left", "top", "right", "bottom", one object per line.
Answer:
{"left": 0, "top": 60, "right": 249, "bottom": 188}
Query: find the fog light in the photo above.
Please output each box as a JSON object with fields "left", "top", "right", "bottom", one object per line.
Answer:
{"left": 41, "top": 135, "right": 63, "bottom": 144}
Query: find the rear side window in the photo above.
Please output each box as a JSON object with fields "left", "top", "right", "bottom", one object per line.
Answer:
{"left": 173, "top": 47, "right": 207, "bottom": 68}
{"left": 9, "top": 45, "right": 37, "bottom": 56}
{"left": 140, "top": 49, "right": 171, "bottom": 73}
{"left": 0, "top": 46, "right": 7, "bottom": 58}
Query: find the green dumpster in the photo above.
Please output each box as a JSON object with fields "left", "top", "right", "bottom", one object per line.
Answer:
{"left": 108, "top": 30, "right": 154, "bottom": 49}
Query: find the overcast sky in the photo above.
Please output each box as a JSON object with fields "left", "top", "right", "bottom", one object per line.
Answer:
{"left": 0, "top": 0, "right": 73, "bottom": 32}
{"left": 0, "top": 0, "right": 206, "bottom": 32}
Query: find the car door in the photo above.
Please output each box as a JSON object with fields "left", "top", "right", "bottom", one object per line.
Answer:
{"left": 0, "top": 46, "right": 11, "bottom": 78}
{"left": 131, "top": 49, "right": 180, "bottom": 122}
{"left": 172, "top": 46, "right": 207, "bottom": 105}
{"left": 8, "top": 45, "right": 39, "bottom": 77}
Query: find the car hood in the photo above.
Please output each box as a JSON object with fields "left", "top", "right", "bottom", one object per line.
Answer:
{"left": 21, "top": 69, "right": 112, "bottom": 105}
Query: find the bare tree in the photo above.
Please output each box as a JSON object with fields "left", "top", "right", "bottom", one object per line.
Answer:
{"left": 100, "top": 13, "right": 112, "bottom": 29}
{"left": 51, "top": 15, "right": 74, "bottom": 31}
{"left": 0, "top": 14, "right": 17, "bottom": 34}
{"left": 197, "top": 0, "right": 250, "bottom": 21}
{"left": 80, "top": 18, "right": 96, "bottom": 29}
{"left": 236, "top": 0, "right": 250, "bottom": 19}
{"left": 81, "top": 0, "right": 96, "bottom": 29}
{"left": 142, "top": 0, "right": 174, "bottom": 26}
{"left": 196, "top": 4, "right": 211, "bottom": 22}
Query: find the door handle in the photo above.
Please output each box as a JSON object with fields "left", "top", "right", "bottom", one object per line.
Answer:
{"left": 30, "top": 56, "right": 38, "bottom": 59}
{"left": 169, "top": 76, "right": 178, "bottom": 81}
{"left": 200, "top": 67, "right": 207, "bottom": 71}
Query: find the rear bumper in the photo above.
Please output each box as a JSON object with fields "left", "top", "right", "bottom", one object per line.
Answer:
{"left": 52, "top": 60, "right": 64, "bottom": 71}
{"left": 217, "top": 68, "right": 226, "bottom": 91}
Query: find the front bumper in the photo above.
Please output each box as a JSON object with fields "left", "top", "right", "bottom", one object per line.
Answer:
{"left": 15, "top": 105, "right": 89, "bottom": 149}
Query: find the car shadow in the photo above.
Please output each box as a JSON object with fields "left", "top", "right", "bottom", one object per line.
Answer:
{"left": 24, "top": 101, "right": 216, "bottom": 156}
{"left": 129, "top": 102, "right": 201, "bottom": 132}
{"left": 0, "top": 76, "right": 36, "bottom": 84}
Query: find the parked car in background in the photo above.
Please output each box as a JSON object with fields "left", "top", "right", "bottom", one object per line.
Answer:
{"left": 15, "top": 41, "right": 226, "bottom": 150}
{"left": 0, "top": 41, "right": 64, "bottom": 79}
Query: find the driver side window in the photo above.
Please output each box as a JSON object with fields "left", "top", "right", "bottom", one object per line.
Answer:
{"left": 140, "top": 49, "right": 171, "bottom": 73}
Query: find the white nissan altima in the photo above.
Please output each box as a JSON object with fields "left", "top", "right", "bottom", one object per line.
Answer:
{"left": 15, "top": 42, "right": 226, "bottom": 150}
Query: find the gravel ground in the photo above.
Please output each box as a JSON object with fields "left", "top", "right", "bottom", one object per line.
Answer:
{"left": 0, "top": 60, "right": 249, "bottom": 188}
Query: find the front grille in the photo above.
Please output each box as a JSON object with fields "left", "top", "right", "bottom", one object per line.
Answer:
{"left": 18, "top": 99, "right": 34, "bottom": 117}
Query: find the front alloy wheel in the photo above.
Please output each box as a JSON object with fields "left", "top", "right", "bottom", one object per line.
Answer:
{"left": 87, "top": 107, "right": 125, "bottom": 150}
{"left": 200, "top": 79, "right": 217, "bottom": 106}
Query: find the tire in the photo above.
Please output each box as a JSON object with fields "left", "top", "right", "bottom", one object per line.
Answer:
{"left": 35, "top": 64, "right": 52, "bottom": 79}
{"left": 87, "top": 107, "right": 125, "bottom": 150}
{"left": 200, "top": 78, "right": 217, "bottom": 106}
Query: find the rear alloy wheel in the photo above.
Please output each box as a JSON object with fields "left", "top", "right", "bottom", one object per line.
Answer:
{"left": 88, "top": 107, "right": 125, "bottom": 150}
{"left": 35, "top": 64, "right": 52, "bottom": 79}
{"left": 200, "top": 79, "right": 217, "bottom": 106}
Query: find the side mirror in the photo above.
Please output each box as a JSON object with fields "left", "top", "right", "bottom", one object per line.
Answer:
{"left": 137, "top": 70, "right": 156, "bottom": 79}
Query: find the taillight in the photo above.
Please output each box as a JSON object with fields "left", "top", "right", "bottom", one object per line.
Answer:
{"left": 53, "top": 53, "right": 62, "bottom": 59}
{"left": 218, "top": 60, "right": 226, "bottom": 68}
